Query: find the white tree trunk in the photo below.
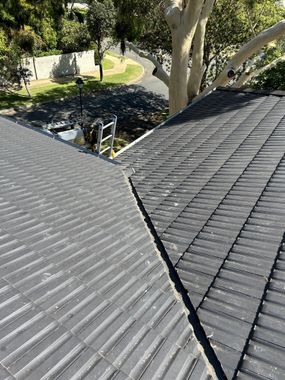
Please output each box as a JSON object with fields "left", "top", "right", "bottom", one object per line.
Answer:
{"left": 166, "top": 0, "right": 205, "bottom": 114}
{"left": 187, "top": 0, "right": 216, "bottom": 100}
{"left": 232, "top": 53, "right": 263, "bottom": 87}
{"left": 195, "top": 20, "right": 285, "bottom": 102}
{"left": 169, "top": 34, "right": 192, "bottom": 113}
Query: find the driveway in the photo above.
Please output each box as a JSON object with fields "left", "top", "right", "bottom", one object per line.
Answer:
{"left": 118, "top": 50, "right": 168, "bottom": 99}
{"left": 119, "top": 49, "right": 169, "bottom": 100}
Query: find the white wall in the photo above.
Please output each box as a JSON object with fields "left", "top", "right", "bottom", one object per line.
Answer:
{"left": 75, "top": 50, "right": 96, "bottom": 74}
{"left": 23, "top": 50, "right": 97, "bottom": 81}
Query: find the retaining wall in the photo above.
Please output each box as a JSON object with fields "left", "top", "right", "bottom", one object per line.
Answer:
{"left": 22, "top": 50, "right": 97, "bottom": 80}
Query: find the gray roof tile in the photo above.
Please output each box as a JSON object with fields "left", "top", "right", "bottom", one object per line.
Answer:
{"left": 0, "top": 117, "right": 214, "bottom": 379}
{"left": 119, "top": 89, "right": 285, "bottom": 379}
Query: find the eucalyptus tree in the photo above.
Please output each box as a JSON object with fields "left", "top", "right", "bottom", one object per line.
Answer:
{"left": 115, "top": 0, "right": 285, "bottom": 114}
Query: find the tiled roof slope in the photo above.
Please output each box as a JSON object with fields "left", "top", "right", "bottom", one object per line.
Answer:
{"left": 119, "top": 89, "right": 285, "bottom": 380}
{"left": 0, "top": 117, "right": 214, "bottom": 380}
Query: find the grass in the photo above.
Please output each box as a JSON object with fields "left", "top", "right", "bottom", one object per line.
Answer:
{"left": 107, "top": 51, "right": 124, "bottom": 59}
{"left": 102, "top": 57, "right": 114, "bottom": 70}
{"left": 103, "top": 64, "right": 142, "bottom": 84}
{"left": 0, "top": 64, "right": 143, "bottom": 110}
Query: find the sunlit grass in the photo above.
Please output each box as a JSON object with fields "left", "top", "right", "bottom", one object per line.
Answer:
{"left": 102, "top": 57, "right": 114, "bottom": 70}
{"left": 0, "top": 64, "right": 143, "bottom": 110}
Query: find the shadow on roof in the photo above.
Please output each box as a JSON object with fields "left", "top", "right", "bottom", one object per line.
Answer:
{"left": 162, "top": 89, "right": 266, "bottom": 129}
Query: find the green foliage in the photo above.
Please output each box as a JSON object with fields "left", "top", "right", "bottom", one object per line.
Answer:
{"left": 0, "top": 0, "right": 66, "bottom": 55}
{"left": 36, "top": 49, "right": 63, "bottom": 57}
{"left": 86, "top": 0, "right": 116, "bottom": 80}
{"left": 114, "top": 0, "right": 170, "bottom": 64}
{"left": 39, "top": 19, "right": 57, "bottom": 50}
{"left": 252, "top": 43, "right": 285, "bottom": 90}
{"left": 253, "top": 61, "right": 285, "bottom": 90}
{"left": 13, "top": 29, "right": 44, "bottom": 56}
{"left": 177, "top": 0, "right": 285, "bottom": 88}
{"left": 0, "top": 0, "right": 65, "bottom": 31}
{"left": 0, "top": 0, "right": 33, "bottom": 30}
{"left": 0, "top": 29, "right": 22, "bottom": 91}
{"left": 0, "top": 29, "right": 7, "bottom": 50}
{"left": 114, "top": 0, "right": 157, "bottom": 42}
{"left": 204, "top": 0, "right": 285, "bottom": 86}
{"left": 114, "top": 0, "right": 285, "bottom": 89}
{"left": 68, "top": 8, "right": 86, "bottom": 23}
{"left": 86, "top": 0, "right": 116, "bottom": 49}
{"left": 58, "top": 19, "right": 91, "bottom": 53}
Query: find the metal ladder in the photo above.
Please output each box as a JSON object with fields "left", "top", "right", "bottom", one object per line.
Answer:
{"left": 96, "top": 115, "right": 117, "bottom": 158}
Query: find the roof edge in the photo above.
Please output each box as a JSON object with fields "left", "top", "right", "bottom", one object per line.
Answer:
{"left": 116, "top": 84, "right": 285, "bottom": 158}
{"left": 217, "top": 86, "right": 285, "bottom": 97}
{"left": 0, "top": 115, "right": 120, "bottom": 167}
{"left": 116, "top": 91, "right": 213, "bottom": 158}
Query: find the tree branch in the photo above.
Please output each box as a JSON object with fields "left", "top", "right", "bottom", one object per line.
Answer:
{"left": 187, "top": 0, "right": 216, "bottom": 99}
{"left": 194, "top": 20, "right": 285, "bottom": 102}
{"left": 235, "top": 54, "right": 285, "bottom": 87}
{"left": 165, "top": 1, "right": 182, "bottom": 30}
{"left": 125, "top": 41, "right": 169, "bottom": 87}
{"left": 232, "top": 52, "right": 263, "bottom": 87}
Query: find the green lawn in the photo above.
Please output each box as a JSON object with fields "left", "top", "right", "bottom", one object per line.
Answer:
{"left": 102, "top": 57, "right": 114, "bottom": 70}
{"left": 106, "top": 51, "right": 125, "bottom": 60}
{"left": 0, "top": 64, "right": 142, "bottom": 110}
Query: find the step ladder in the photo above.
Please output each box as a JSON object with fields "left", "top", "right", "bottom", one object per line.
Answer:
{"left": 96, "top": 115, "right": 117, "bottom": 158}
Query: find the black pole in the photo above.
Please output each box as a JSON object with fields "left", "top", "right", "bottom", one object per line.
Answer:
{"left": 76, "top": 78, "right": 84, "bottom": 119}
{"left": 79, "top": 88, "right": 83, "bottom": 117}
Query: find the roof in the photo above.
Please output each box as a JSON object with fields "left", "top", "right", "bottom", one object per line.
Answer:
{"left": 0, "top": 117, "right": 215, "bottom": 379}
{"left": 119, "top": 88, "right": 285, "bottom": 379}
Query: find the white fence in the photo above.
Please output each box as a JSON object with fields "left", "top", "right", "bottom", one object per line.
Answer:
{"left": 22, "top": 50, "right": 97, "bottom": 81}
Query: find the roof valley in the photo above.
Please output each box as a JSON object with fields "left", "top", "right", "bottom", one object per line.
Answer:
{"left": 128, "top": 177, "right": 227, "bottom": 380}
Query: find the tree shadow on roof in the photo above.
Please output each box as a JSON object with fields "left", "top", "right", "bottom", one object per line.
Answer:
{"left": 163, "top": 89, "right": 267, "bottom": 128}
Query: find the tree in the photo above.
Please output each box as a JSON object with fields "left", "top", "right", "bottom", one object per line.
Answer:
{"left": 203, "top": 0, "right": 285, "bottom": 89}
{"left": 0, "top": 29, "right": 32, "bottom": 96}
{"left": 115, "top": 0, "right": 285, "bottom": 114}
{"left": 86, "top": 0, "right": 116, "bottom": 81}
{"left": 13, "top": 29, "right": 44, "bottom": 96}
{"left": 0, "top": 0, "right": 66, "bottom": 31}
{"left": 39, "top": 19, "right": 58, "bottom": 51}
{"left": 58, "top": 19, "right": 91, "bottom": 53}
